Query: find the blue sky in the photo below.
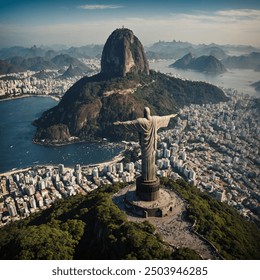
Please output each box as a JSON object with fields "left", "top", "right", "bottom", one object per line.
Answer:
{"left": 0, "top": 0, "right": 260, "bottom": 48}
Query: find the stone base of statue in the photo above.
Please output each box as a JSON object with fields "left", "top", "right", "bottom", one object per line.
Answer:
{"left": 112, "top": 184, "right": 176, "bottom": 218}
{"left": 136, "top": 176, "right": 160, "bottom": 201}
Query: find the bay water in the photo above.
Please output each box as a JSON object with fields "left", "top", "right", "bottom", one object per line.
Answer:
{"left": 0, "top": 96, "right": 121, "bottom": 173}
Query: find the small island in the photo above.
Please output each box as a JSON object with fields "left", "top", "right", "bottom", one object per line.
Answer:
{"left": 169, "top": 53, "right": 227, "bottom": 74}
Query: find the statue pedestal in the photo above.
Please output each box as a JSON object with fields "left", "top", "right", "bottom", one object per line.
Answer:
{"left": 136, "top": 176, "right": 160, "bottom": 201}
{"left": 113, "top": 185, "right": 176, "bottom": 218}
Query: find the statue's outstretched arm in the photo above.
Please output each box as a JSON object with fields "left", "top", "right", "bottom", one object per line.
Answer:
{"left": 113, "top": 119, "right": 140, "bottom": 132}
{"left": 113, "top": 120, "right": 138, "bottom": 126}
{"left": 169, "top": 114, "right": 178, "bottom": 118}
{"left": 156, "top": 113, "right": 178, "bottom": 129}
{"left": 113, "top": 120, "right": 136, "bottom": 126}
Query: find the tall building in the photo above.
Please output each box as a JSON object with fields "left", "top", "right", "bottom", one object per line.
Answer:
{"left": 92, "top": 168, "right": 99, "bottom": 178}
{"left": 163, "top": 158, "right": 170, "bottom": 168}
{"left": 180, "top": 151, "right": 187, "bottom": 161}
{"left": 215, "top": 190, "right": 226, "bottom": 202}
{"left": 58, "top": 164, "right": 65, "bottom": 175}
{"left": 116, "top": 162, "right": 124, "bottom": 173}
{"left": 8, "top": 203, "right": 17, "bottom": 217}
{"left": 164, "top": 149, "right": 171, "bottom": 158}
{"left": 0, "top": 179, "right": 7, "bottom": 195}
{"left": 38, "top": 179, "right": 46, "bottom": 190}
{"left": 189, "top": 170, "right": 196, "bottom": 181}
{"left": 76, "top": 172, "right": 82, "bottom": 184}
{"left": 157, "top": 159, "right": 163, "bottom": 169}
{"left": 75, "top": 164, "right": 81, "bottom": 173}
{"left": 24, "top": 174, "right": 30, "bottom": 184}
{"left": 25, "top": 185, "right": 35, "bottom": 196}
{"left": 126, "top": 162, "right": 135, "bottom": 172}
{"left": 29, "top": 196, "right": 37, "bottom": 209}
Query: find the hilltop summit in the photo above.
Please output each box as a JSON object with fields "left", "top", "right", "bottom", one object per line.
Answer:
{"left": 101, "top": 28, "right": 149, "bottom": 77}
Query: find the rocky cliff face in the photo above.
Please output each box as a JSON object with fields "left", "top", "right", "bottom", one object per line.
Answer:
{"left": 101, "top": 28, "right": 149, "bottom": 77}
{"left": 33, "top": 28, "right": 228, "bottom": 144}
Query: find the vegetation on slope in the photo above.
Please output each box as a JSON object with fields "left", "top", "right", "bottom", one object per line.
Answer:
{"left": 0, "top": 184, "right": 174, "bottom": 260}
{"left": 1, "top": 179, "right": 258, "bottom": 260}
{"left": 162, "top": 178, "right": 260, "bottom": 260}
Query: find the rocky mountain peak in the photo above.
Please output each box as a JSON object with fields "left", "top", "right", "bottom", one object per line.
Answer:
{"left": 101, "top": 28, "right": 149, "bottom": 77}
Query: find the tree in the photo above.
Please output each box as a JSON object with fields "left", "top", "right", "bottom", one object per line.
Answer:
{"left": 16, "top": 224, "right": 77, "bottom": 259}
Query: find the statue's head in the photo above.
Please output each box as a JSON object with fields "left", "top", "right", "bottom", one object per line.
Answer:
{"left": 144, "top": 107, "right": 151, "bottom": 119}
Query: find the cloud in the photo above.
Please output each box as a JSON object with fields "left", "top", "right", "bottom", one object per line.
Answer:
{"left": 1, "top": 9, "right": 259, "bottom": 48}
{"left": 78, "top": 5, "right": 123, "bottom": 10}
{"left": 216, "top": 9, "right": 260, "bottom": 19}
{"left": 170, "top": 9, "right": 260, "bottom": 24}
{"left": 122, "top": 10, "right": 260, "bottom": 46}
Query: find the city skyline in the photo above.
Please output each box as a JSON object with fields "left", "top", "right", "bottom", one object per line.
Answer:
{"left": 1, "top": 0, "right": 260, "bottom": 48}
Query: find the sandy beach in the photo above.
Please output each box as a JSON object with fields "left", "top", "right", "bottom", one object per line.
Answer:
{"left": 0, "top": 151, "right": 125, "bottom": 177}
{"left": 0, "top": 167, "right": 33, "bottom": 177}
{"left": 82, "top": 152, "right": 125, "bottom": 169}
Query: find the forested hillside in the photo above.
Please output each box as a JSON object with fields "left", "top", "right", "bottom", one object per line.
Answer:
{"left": 0, "top": 180, "right": 259, "bottom": 260}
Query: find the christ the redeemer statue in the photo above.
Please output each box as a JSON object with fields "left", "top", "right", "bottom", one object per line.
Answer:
{"left": 114, "top": 107, "right": 177, "bottom": 201}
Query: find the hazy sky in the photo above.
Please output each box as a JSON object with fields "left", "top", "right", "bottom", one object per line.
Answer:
{"left": 1, "top": 0, "right": 260, "bottom": 48}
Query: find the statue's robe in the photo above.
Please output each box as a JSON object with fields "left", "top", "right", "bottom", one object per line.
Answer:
{"left": 120, "top": 115, "right": 172, "bottom": 181}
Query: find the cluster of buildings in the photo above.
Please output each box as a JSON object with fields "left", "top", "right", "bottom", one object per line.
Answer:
{"left": 157, "top": 89, "right": 260, "bottom": 222}
{"left": 0, "top": 59, "right": 100, "bottom": 99}
{"left": 0, "top": 71, "right": 78, "bottom": 98}
{"left": 0, "top": 160, "right": 141, "bottom": 226}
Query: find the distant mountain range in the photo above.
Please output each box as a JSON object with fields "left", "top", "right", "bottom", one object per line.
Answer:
{"left": 169, "top": 53, "right": 227, "bottom": 74}
{"left": 145, "top": 40, "right": 260, "bottom": 60}
{"left": 222, "top": 52, "right": 260, "bottom": 71}
{"left": 146, "top": 42, "right": 228, "bottom": 60}
{"left": 251, "top": 80, "right": 260, "bottom": 92}
{"left": 0, "top": 59, "right": 24, "bottom": 75}
{"left": 146, "top": 41, "right": 260, "bottom": 71}
{"left": 0, "top": 45, "right": 103, "bottom": 60}
{"left": 0, "top": 53, "right": 92, "bottom": 75}
{"left": 0, "top": 40, "right": 260, "bottom": 75}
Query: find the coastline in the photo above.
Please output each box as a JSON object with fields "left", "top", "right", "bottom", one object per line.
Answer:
{"left": 0, "top": 167, "right": 33, "bottom": 177}
{"left": 0, "top": 151, "right": 125, "bottom": 177}
{"left": 84, "top": 151, "right": 125, "bottom": 169}
{"left": 0, "top": 94, "right": 60, "bottom": 102}
{"left": 32, "top": 136, "right": 125, "bottom": 147}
